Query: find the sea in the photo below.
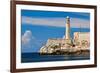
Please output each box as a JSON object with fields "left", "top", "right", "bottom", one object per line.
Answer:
{"left": 21, "top": 53, "right": 90, "bottom": 63}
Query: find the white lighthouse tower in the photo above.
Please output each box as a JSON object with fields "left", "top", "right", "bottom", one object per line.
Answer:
{"left": 65, "top": 16, "right": 70, "bottom": 39}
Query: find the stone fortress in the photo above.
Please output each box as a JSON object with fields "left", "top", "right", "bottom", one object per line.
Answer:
{"left": 40, "top": 16, "right": 90, "bottom": 55}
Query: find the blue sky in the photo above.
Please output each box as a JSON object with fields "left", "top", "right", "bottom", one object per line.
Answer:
{"left": 21, "top": 10, "right": 90, "bottom": 19}
{"left": 21, "top": 9, "right": 90, "bottom": 53}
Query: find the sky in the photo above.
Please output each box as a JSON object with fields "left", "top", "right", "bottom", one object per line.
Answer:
{"left": 21, "top": 9, "right": 90, "bottom": 53}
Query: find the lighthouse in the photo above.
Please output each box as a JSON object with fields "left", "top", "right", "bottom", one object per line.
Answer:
{"left": 65, "top": 16, "right": 70, "bottom": 39}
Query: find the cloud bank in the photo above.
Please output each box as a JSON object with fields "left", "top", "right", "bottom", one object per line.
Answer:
{"left": 22, "top": 16, "right": 90, "bottom": 28}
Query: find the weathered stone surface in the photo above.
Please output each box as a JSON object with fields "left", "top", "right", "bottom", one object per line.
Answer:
{"left": 40, "top": 37, "right": 90, "bottom": 55}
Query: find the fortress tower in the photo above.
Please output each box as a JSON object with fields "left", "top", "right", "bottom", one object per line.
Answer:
{"left": 65, "top": 16, "right": 70, "bottom": 39}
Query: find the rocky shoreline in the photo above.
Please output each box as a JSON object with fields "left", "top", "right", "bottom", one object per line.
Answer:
{"left": 40, "top": 49, "right": 90, "bottom": 56}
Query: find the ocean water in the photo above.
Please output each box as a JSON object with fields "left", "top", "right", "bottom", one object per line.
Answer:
{"left": 21, "top": 53, "right": 90, "bottom": 63}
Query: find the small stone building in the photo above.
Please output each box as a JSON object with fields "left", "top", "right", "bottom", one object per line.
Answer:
{"left": 73, "top": 32, "right": 90, "bottom": 49}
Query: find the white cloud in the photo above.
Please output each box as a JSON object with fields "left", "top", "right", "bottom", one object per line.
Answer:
{"left": 22, "top": 16, "right": 90, "bottom": 28}
{"left": 21, "top": 30, "right": 44, "bottom": 52}
{"left": 22, "top": 16, "right": 66, "bottom": 27}
{"left": 22, "top": 30, "right": 33, "bottom": 45}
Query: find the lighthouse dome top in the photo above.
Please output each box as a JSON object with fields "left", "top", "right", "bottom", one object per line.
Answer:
{"left": 66, "top": 16, "right": 70, "bottom": 19}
